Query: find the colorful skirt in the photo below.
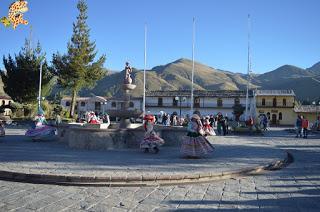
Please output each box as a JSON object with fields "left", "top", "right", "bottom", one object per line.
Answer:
{"left": 203, "top": 125, "right": 216, "bottom": 136}
{"left": 140, "top": 132, "right": 165, "bottom": 149}
{"left": 181, "top": 135, "right": 214, "bottom": 158}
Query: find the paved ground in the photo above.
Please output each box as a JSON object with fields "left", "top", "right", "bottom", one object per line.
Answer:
{"left": 0, "top": 129, "right": 285, "bottom": 178}
{"left": 0, "top": 128, "right": 320, "bottom": 211}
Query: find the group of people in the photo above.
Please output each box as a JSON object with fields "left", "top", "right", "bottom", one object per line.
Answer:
{"left": 140, "top": 111, "right": 215, "bottom": 158}
{"left": 295, "top": 115, "right": 310, "bottom": 138}
{"left": 155, "top": 111, "right": 230, "bottom": 136}
{"left": 81, "top": 111, "right": 110, "bottom": 125}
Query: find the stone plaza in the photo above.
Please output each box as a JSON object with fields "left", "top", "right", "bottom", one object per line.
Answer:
{"left": 0, "top": 127, "right": 320, "bottom": 211}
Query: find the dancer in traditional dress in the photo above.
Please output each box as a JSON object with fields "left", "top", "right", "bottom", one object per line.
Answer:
{"left": 140, "top": 114, "right": 165, "bottom": 153}
{"left": 203, "top": 116, "right": 216, "bottom": 136}
{"left": 85, "top": 111, "right": 101, "bottom": 124}
{"left": 25, "top": 107, "right": 56, "bottom": 141}
{"left": 181, "top": 113, "right": 214, "bottom": 158}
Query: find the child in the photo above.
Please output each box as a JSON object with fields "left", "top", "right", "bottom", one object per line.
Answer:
{"left": 140, "top": 114, "right": 165, "bottom": 153}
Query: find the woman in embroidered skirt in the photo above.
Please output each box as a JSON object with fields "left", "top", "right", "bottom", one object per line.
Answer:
{"left": 203, "top": 116, "right": 216, "bottom": 136}
{"left": 140, "top": 114, "right": 165, "bottom": 153}
{"left": 181, "top": 113, "right": 214, "bottom": 158}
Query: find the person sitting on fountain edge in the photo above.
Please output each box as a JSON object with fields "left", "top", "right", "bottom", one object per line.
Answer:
{"left": 140, "top": 114, "right": 165, "bottom": 153}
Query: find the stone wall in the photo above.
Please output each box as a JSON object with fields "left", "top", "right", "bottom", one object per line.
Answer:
{"left": 56, "top": 124, "right": 187, "bottom": 150}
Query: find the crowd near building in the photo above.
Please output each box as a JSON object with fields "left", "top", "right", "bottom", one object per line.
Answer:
{"left": 60, "top": 89, "right": 320, "bottom": 126}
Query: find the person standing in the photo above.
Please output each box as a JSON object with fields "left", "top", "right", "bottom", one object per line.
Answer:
{"left": 209, "top": 115, "right": 215, "bottom": 128}
{"left": 217, "top": 113, "right": 222, "bottom": 135}
{"left": 302, "top": 117, "right": 309, "bottom": 139}
{"left": 140, "top": 114, "right": 165, "bottom": 153}
{"left": 181, "top": 112, "right": 214, "bottom": 158}
{"left": 295, "top": 115, "right": 303, "bottom": 138}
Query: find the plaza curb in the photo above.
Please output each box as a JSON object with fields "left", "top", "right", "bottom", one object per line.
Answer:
{"left": 0, "top": 152, "right": 293, "bottom": 187}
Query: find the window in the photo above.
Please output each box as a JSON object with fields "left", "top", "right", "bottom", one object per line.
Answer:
{"left": 262, "top": 98, "right": 265, "bottom": 106}
{"left": 283, "top": 99, "right": 286, "bottom": 106}
{"left": 173, "top": 98, "right": 178, "bottom": 106}
{"left": 111, "top": 102, "right": 116, "bottom": 107}
{"left": 81, "top": 102, "right": 86, "bottom": 107}
{"left": 129, "top": 102, "right": 134, "bottom": 108}
{"left": 95, "top": 102, "right": 101, "bottom": 111}
{"left": 267, "top": 112, "right": 270, "bottom": 120}
{"left": 234, "top": 97, "right": 240, "bottom": 105}
{"left": 2, "top": 100, "right": 5, "bottom": 105}
{"left": 8, "top": 101, "right": 11, "bottom": 105}
{"left": 217, "top": 98, "right": 223, "bottom": 107}
{"left": 66, "top": 101, "right": 70, "bottom": 107}
{"left": 279, "top": 112, "right": 283, "bottom": 120}
{"left": 194, "top": 97, "right": 200, "bottom": 108}
{"left": 158, "top": 98, "right": 163, "bottom": 106}
{"left": 273, "top": 98, "right": 277, "bottom": 107}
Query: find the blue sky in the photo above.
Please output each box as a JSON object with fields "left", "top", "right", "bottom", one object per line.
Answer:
{"left": 0, "top": 0, "right": 319, "bottom": 74}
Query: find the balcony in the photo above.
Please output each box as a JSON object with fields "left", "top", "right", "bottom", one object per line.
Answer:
{"left": 256, "top": 103, "right": 294, "bottom": 108}
{"left": 146, "top": 103, "right": 238, "bottom": 108}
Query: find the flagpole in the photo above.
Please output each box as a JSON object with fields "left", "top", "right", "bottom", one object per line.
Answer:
{"left": 245, "top": 14, "right": 251, "bottom": 120}
{"left": 191, "top": 17, "right": 195, "bottom": 116}
{"left": 143, "top": 24, "right": 147, "bottom": 115}
{"left": 38, "top": 61, "right": 43, "bottom": 110}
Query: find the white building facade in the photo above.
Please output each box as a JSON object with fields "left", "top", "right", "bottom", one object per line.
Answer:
{"left": 60, "top": 90, "right": 257, "bottom": 120}
{"left": 145, "top": 90, "right": 255, "bottom": 119}
{"left": 61, "top": 96, "right": 107, "bottom": 117}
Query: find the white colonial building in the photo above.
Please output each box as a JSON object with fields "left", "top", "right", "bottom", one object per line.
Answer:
{"left": 145, "top": 90, "right": 255, "bottom": 118}
{"left": 61, "top": 96, "right": 107, "bottom": 117}
{"left": 105, "top": 97, "right": 143, "bottom": 112}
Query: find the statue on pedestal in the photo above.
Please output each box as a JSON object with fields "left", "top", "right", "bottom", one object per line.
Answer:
{"left": 124, "top": 62, "right": 133, "bottom": 84}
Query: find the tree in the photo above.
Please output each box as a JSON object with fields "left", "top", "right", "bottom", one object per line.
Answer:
{"left": 232, "top": 103, "right": 245, "bottom": 121}
{"left": 52, "top": 0, "right": 106, "bottom": 117}
{"left": 1, "top": 40, "right": 53, "bottom": 104}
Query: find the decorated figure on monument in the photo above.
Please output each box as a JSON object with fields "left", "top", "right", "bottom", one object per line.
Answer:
{"left": 124, "top": 62, "right": 133, "bottom": 84}
{"left": 140, "top": 114, "right": 165, "bottom": 153}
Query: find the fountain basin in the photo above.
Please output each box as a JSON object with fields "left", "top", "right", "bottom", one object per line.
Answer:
{"left": 57, "top": 124, "right": 187, "bottom": 150}
{"left": 122, "top": 83, "right": 136, "bottom": 90}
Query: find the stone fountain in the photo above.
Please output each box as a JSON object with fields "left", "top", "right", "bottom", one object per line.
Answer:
{"left": 57, "top": 62, "right": 187, "bottom": 150}
{"left": 107, "top": 62, "right": 143, "bottom": 128}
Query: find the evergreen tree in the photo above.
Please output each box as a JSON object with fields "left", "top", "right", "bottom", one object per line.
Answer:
{"left": 1, "top": 40, "right": 53, "bottom": 103}
{"left": 52, "top": 0, "right": 106, "bottom": 117}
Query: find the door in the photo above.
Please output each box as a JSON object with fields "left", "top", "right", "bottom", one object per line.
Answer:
{"left": 271, "top": 114, "right": 277, "bottom": 125}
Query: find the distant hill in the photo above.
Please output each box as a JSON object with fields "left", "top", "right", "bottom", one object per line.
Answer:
{"left": 307, "top": 62, "right": 320, "bottom": 75}
{"left": 1, "top": 58, "right": 319, "bottom": 101}
{"left": 80, "top": 58, "right": 258, "bottom": 97}
{"left": 77, "top": 58, "right": 320, "bottom": 100}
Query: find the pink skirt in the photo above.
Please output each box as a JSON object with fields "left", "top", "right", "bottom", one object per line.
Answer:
{"left": 140, "top": 133, "right": 165, "bottom": 149}
{"left": 181, "top": 135, "right": 214, "bottom": 158}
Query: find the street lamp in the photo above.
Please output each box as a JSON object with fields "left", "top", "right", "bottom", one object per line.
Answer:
{"left": 175, "top": 96, "right": 186, "bottom": 118}
{"left": 101, "top": 101, "right": 107, "bottom": 115}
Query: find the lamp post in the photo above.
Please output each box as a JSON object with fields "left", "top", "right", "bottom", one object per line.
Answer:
{"left": 175, "top": 96, "right": 186, "bottom": 118}
{"left": 101, "top": 101, "right": 107, "bottom": 115}
{"left": 313, "top": 101, "right": 320, "bottom": 120}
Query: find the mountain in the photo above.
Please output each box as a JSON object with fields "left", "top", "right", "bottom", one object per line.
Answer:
{"left": 307, "top": 62, "right": 320, "bottom": 75}
{"left": 79, "top": 58, "right": 258, "bottom": 97}
{"left": 77, "top": 58, "right": 320, "bottom": 100}
{"left": 1, "top": 58, "right": 319, "bottom": 101}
